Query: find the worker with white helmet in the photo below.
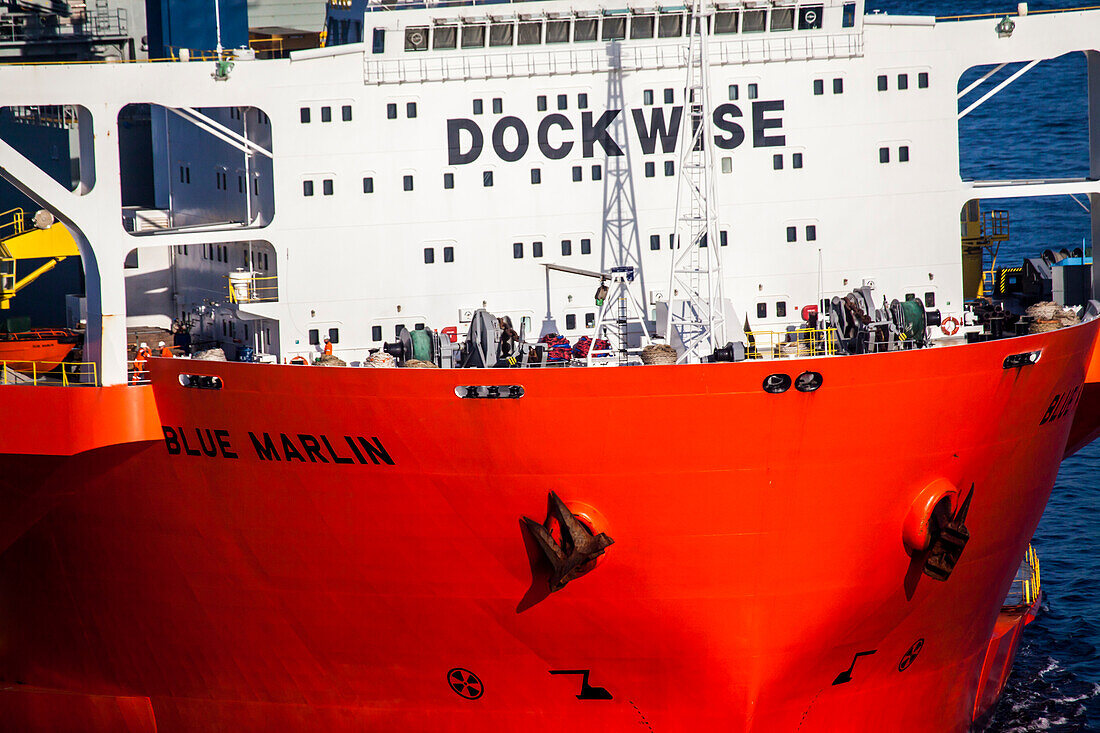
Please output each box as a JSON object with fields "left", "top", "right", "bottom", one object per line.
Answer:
{"left": 159, "top": 341, "right": 173, "bottom": 358}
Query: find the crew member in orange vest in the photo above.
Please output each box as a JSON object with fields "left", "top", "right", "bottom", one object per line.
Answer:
{"left": 158, "top": 340, "right": 173, "bottom": 358}
{"left": 132, "top": 342, "right": 150, "bottom": 383}
{"left": 323, "top": 337, "right": 333, "bottom": 356}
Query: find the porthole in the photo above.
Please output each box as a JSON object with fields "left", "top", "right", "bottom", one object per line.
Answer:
{"left": 762, "top": 373, "right": 791, "bottom": 394}
{"left": 795, "top": 371, "right": 823, "bottom": 393}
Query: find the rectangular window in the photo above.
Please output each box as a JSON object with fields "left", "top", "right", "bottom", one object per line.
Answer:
{"left": 321, "top": 106, "right": 332, "bottom": 122}
{"left": 444, "top": 246, "right": 454, "bottom": 262}
{"left": 372, "top": 325, "right": 382, "bottom": 341}
{"left": 720, "top": 230, "right": 728, "bottom": 247}
{"left": 537, "top": 95, "right": 547, "bottom": 111}
{"left": 658, "top": 12, "right": 682, "bottom": 37}
{"left": 300, "top": 107, "right": 310, "bottom": 123}
{"left": 483, "top": 170, "right": 493, "bottom": 187}
{"left": 644, "top": 89, "right": 654, "bottom": 105}
{"left": 303, "top": 180, "right": 314, "bottom": 196}
{"left": 489, "top": 22, "right": 513, "bottom": 46}
{"left": 806, "top": 225, "right": 817, "bottom": 241}
{"left": 405, "top": 26, "right": 429, "bottom": 51}
{"left": 786, "top": 226, "right": 797, "bottom": 242}
{"left": 899, "top": 145, "right": 910, "bottom": 162}
{"left": 434, "top": 25, "right": 457, "bottom": 49}
{"left": 443, "top": 172, "right": 454, "bottom": 189}
{"left": 394, "top": 324, "right": 405, "bottom": 339}
{"left": 578, "top": 93, "right": 588, "bottom": 109}
{"left": 645, "top": 161, "right": 655, "bottom": 177}
{"left": 799, "top": 5, "right": 824, "bottom": 29}
{"left": 557, "top": 94, "right": 567, "bottom": 111}
{"left": 372, "top": 28, "right": 385, "bottom": 53}
{"left": 342, "top": 105, "right": 352, "bottom": 121}
{"left": 566, "top": 313, "right": 576, "bottom": 330}
{"left": 898, "top": 73, "right": 909, "bottom": 90}
{"left": 546, "top": 19, "right": 570, "bottom": 43}
{"left": 793, "top": 153, "right": 803, "bottom": 168}
{"left": 407, "top": 102, "right": 417, "bottom": 118}
{"left": 664, "top": 88, "right": 674, "bottom": 104}
{"left": 185, "top": 167, "right": 190, "bottom": 184}
{"left": 877, "top": 75, "right": 888, "bottom": 92}
{"left": 743, "top": 9, "right": 766, "bottom": 32}
{"left": 462, "top": 24, "right": 486, "bottom": 48}
{"left": 879, "top": 147, "right": 890, "bottom": 164}
{"left": 572, "top": 166, "right": 583, "bottom": 182}
{"left": 664, "top": 161, "right": 674, "bottom": 176}
{"left": 386, "top": 103, "right": 397, "bottom": 119}
{"left": 747, "top": 83, "right": 758, "bottom": 99}
{"left": 813, "top": 79, "right": 824, "bottom": 95}
{"left": 585, "top": 312, "right": 596, "bottom": 328}
{"left": 492, "top": 98, "right": 502, "bottom": 114}
{"left": 905, "top": 293, "right": 916, "bottom": 302}
{"left": 403, "top": 174, "right": 414, "bottom": 191}
{"left": 770, "top": 8, "right": 794, "bottom": 31}
{"left": 843, "top": 2, "right": 856, "bottom": 27}
{"left": 777, "top": 301, "right": 787, "bottom": 318}
{"left": 581, "top": 238, "right": 591, "bottom": 254}
{"left": 424, "top": 248, "right": 435, "bottom": 264}
{"left": 473, "top": 99, "right": 483, "bottom": 115}
{"left": 602, "top": 16, "right": 626, "bottom": 40}
{"left": 833, "top": 78, "right": 844, "bottom": 94}
{"left": 918, "top": 72, "right": 929, "bottom": 88}
{"left": 721, "top": 157, "right": 732, "bottom": 173}
{"left": 518, "top": 21, "right": 542, "bottom": 45}
{"left": 574, "top": 18, "right": 597, "bottom": 41}
{"left": 561, "top": 239, "right": 572, "bottom": 255}
{"left": 322, "top": 179, "right": 333, "bottom": 196}
{"left": 531, "top": 168, "right": 541, "bottom": 184}
{"left": 631, "top": 15, "right": 655, "bottom": 39}
{"left": 924, "top": 292, "right": 935, "bottom": 307}
{"left": 309, "top": 329, "right": 319, "bottom": 345}
{"left": 773, "top": 154, "right": 783, "bottom": 170}
{"left": 728, "top": 84, "right": 738, "bottom": 101}
{"left": 650, "top": 234, "right": 660, "bottom": 250}
{"left": 715, "top": 10, "right": 738, "bottom": 34}
{"left": 756, "top": 303, "right": 767, "bottom": 319}
{"left": 513, "top": 242, "right": 523, "bottom": 258}
{"left": 591, "top": 165, "right": 602, "bottom": 181}
{"left": 532, "top": 241, "right": 543, "bottom": 258}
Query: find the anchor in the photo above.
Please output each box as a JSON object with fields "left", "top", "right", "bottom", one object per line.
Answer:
{"left": 522, "top": 491, "right": 614, "bottom": 592}
{"left": 923, "top": 484, "right": 974, "bottom": 581}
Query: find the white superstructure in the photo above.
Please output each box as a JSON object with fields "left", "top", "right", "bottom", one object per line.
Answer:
{"left": 0, "top": 0, "right": 1098, "bottom": 383}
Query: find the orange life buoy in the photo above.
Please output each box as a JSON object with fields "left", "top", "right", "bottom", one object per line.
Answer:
{"left": 290, "top": 355, "right": 308, "bottom": 365}
{"left": 941, "top": 316, "right": 960, "bottom": 336}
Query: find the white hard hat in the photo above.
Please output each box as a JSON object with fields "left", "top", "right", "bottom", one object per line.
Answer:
{"left": 140, "top": 342, "right": 148, "bottom": 349}
{"left": 158, "top": 341, "right": 166, "bottom": 347}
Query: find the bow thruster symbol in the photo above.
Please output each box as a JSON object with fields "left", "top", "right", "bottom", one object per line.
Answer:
{"left": 522, "top": 491, "right": 614, "bottom": 592}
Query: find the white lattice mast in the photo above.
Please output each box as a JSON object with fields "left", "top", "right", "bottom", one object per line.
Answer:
{"left": 663, "top": 0, "right": 726, "bottom": 363}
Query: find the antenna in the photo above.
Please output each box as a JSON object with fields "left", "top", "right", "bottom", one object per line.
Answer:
{"left": 663, "top": 0, "right": 726, "bottom": 363}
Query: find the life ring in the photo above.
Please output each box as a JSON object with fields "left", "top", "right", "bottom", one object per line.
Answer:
{"left": 941, "top": 317, "right": 960, "bottom": 336}
{"left": 290, "top": 355, "right": 308, "bottom": 365}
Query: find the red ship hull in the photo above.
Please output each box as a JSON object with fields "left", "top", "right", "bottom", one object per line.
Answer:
{"left": 0, "top": 322, "right": 1096, "bottom": 731}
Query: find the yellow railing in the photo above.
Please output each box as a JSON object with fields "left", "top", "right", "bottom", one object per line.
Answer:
{"left": 249, "top": 37, "right": 284, "bottom": 56}
{"left": 0, "top": 208, "right": 26, "bottom": 242}
{"left": 1005, "top": 544, "right": 1041, "bottom": 608}
{"left": 0, "top": 360, "right": 97, "bottom": 386}
{"left": 227, "top": 274, "right": 278, "bottom": 304}
{"left": 746, "top": 327, "right": 837, "bottom": 359}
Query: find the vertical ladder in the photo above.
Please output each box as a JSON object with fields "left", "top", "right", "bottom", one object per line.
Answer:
{"left": 664, "top": 0, "right": 726, "bottom": 363}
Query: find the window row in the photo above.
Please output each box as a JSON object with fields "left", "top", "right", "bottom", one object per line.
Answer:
{"left": 202, "top": 243, "right": 230, "bottom": 262}
{"left": 812, "top": 78, "right": 844, "bottom": 95}
{"left": 308, "top": 328, "right": 340, "bottom": 345}
{"left": 773, "top": 152, "right": 805, "bottom": 170}
{"left": 649, "top": 231, "right": 729, "bottom": 250}
{"left": 537, "top": 93, "right": 589, "bottom": 112}
{"left": 513, "top": 238, "right": 594, "bottom": 258}
{"left": 386, "top": 102, "right": 418, "bottom": 119}
{"left": 878, "top": 145, "right": 911, "bottom": 164}
{"left": 726, "top": 83, "right": 760, "bottom": 101}
{"left": 300, "top": 104, "right": 353, "bottom": 124}
{"left": 402, "top": 5, "right": 827, "bottom": 52}
{"left": 756, "top": 301, "right": 789, "bottom": 319}
{"left": 178, "top": 165, "right": 191, "bottom": 184}
{"left": 565, "top": 312, "right": 598, "bottom": 331}
{"left": 644, "top": 160, "right": 676, "bottom": 177}
{"left": 423, "top": 246, "right": 456, "bottom": 264}
{"left": 785, "top": 225, "right": 818, "bottom": 243}
{"left": 906, "top": 292, "right": 937, "bottom": 308}
{"left": 473, "top": 98, "right": 503, "bottom": 115}
{"left": 876, "top": 72, "right": 930, "bottom": 92}
{"left": 303, "top": 178, "right": 335, "bottom": 196}
{"left": 371, "top": 323, "right": 428, "bottom": 342}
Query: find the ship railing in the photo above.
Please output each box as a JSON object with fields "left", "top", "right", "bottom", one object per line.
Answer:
{"left": 745, "top": 327, "right": 838, "bottom": 359}
{"left": 937, "top": 5, "right": 1100, "bottom": 22}
{"left": 127, "top": 359, "right": 150, "bottom": 385}
{"left": 249, "top": 36, "right": 285, "bottom": 57}
{"left": 0, "top": 360, "right": 97, "bottom": 386}
{"left": 0, "top": 208, "right": 27, "bottom": 243}
{"left": 0, "top": 10, "right": 127, "bottom": 42}
{"left": 1003, "top": 544, "right": 1041, "bottom": 609}
{"left": 226, "top": 274, "right": 278, "bottom": 304}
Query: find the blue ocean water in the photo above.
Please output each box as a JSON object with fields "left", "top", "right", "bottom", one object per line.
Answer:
{"left": 868, "top": 1, "right": 1100, "bottom": 729}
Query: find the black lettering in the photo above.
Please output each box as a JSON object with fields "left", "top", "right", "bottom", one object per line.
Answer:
{"left": 214, "top": 429, "right": 238, "bottom": 459}
{"left": 162, "top": 426, "right": 181, "bottom": 455}
{"left": 249, "top": 431, "right": 281, "bottom": 461}
{"left": 298, "top": 434, "right": 329, "bottom": 463}
{"left": 713, "top": 103, "right": 746, "bottom": 150}
{"left": 321, "top": 435, "right": 354, "bottom": 464}
{"left": 280, "top": 433, "right": 305, "bottom": 462}
{"left": 196, "top": 428, "right": 219, "bottom": 457}
{"left": 357, "top": 436, "right": 395, "bottom": 465}
{"left": 1057, "top": 387, "right": 1079, "bottom": 420}
{"left": 752, "top": 100, "right": 785, "bottom": 147}
{"left": 447, "top": 118, "right": 483, "bottom": 165}
{"left": 1039, "top": 395, "right": 1061, "bottom": 425}
{"left": 345, "top": 435, "right": 367, "bottom": 464}
{"left": 491, "top": 116, "right": 530, "bottom": 162}
{"left": 537, "top": 114, "right": 574, "bottom": 160}
{"left": 582, "top": 110, "right": 623, "bottom": 158}
{"left": 178, "top": 426, "right": 201, "bottom": 456}
{"left": 631, "top": 107, "right": 681, "bottom": 155}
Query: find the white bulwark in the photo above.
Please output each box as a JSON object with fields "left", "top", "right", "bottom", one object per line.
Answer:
{"left": 0, "top": 0, "right": 1098, "bottom": 383}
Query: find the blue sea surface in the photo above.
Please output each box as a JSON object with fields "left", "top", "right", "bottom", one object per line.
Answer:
{"left": 869, "top": 1, "right": 1100, "bottom": 729}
